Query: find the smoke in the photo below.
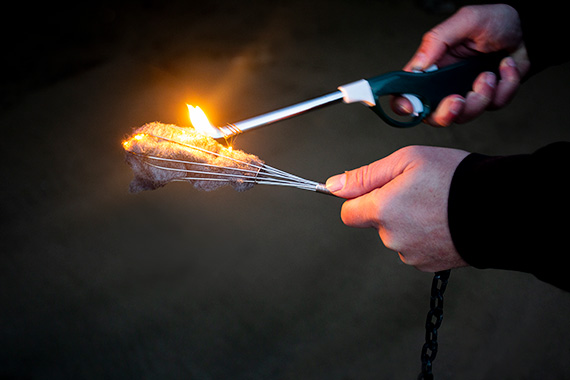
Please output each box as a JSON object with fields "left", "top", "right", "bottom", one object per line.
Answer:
{"left": 122, "top": 122, "right": 264, "bottom": 193}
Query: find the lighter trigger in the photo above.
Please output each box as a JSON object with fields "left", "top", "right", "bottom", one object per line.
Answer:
{"left": 401, "top": 64, "right": 438, "bottom": 116}
{"left": 401, "top": 94, "right": 424, "bottom": 117}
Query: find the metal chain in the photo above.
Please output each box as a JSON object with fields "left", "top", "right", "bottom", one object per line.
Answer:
{"left": 417, "top": 269, "right": 451, "bottom": 380}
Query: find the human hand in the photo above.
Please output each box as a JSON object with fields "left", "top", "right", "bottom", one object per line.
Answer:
{"left": 326, "top": 146, "right": 470, "bottom": 272}
{"left": 394, "top": 4, "right": 530, "bottom": 127}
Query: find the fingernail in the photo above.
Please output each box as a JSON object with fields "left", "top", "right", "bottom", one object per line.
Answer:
{"left": 396, "top": 99, "right": 413, "bottom": 115}
{"left": 326, "top": 173, "right": 346, "bottom": 193}
{"left": 412, "top": 52, "right": 427, "bottom": 71}
{"left": 501, "top": 56, "right": 516, "bottom": 68}
{"left": 485, "top": 72, "right": 496, "bottom": 88}
{"left": 449, "top": 97, "right": 465, "bottom": 116}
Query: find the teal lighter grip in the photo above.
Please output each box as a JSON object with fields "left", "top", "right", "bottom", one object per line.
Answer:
{"left": 366, "top": 51, "right": 507, "bottom": 127}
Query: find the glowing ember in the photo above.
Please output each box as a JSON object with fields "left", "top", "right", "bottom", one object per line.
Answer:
{"left": 122, "top": 122, "right": 264, "bottom": 193}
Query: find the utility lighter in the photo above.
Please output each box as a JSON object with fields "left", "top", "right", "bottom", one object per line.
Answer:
{"left": 206, "top": 51, "right": 506, "bottom": 141}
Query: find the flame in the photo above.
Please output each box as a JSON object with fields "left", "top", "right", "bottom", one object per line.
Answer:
{"left": 188, "top": 105, "right": 219, "bottom": 137}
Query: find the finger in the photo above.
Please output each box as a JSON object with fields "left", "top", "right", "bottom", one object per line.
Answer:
{"left": 455, "top": 71, "right": 497, "bottom": 123}
{"left": 339, "top": 190, "right": 382, "bottom": 228}
{"left": 424, "top": 95, "right": 466, "bottom": 127}
{"left": 491, "top": 56, "right": 520, "bottom": 109}
{"left": 404, "top": 8, "right": 481, "bottom": 71}
{"left": 403, "top": 23, "right": 453, "bottom": 71}
{"left": 326, "top": 151, "right": 409, "bottom": 198}
{"left": 404, "top": 44, "right": 448, "bottom": 72}
{"left": 390, "top": 95, "right": 414, "bottom": 115}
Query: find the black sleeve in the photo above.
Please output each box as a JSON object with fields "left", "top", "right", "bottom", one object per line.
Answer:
{"left": 448, "top": 142, "right": 570, "bottom": 291}
{"left": 509, "top": 1, "right": 570, "bottom": 75}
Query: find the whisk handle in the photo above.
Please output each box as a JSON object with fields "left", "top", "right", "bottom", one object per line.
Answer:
{"left": 366, "top": 51, "right": 507, "bottom": 127}
{"left": 315, "top": 183, "right": 335, "bottom": 196}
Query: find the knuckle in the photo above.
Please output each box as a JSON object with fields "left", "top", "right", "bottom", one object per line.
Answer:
{"left": 492, "top": 82, "right": 519, "bottom": 109}
{"left": 490, "top": 96, "right": 507, "bottom": 109}
{"left": 399, "top": 145, "right": 427, "bottom": 162}
{"left": 474, "top": 72, "right": 496, "bottom": 94}
{"left": 456, "top": 5, "right": 479, "bottom": 21}
{"left": 422, "top": 29, "right": 441, "bottom": 46}
{"left": 469, "top": 90, "right": 492, "bottom": 107}
{"left": 429, "top": 108, "right": 455, "bottom": 127}
{"left": 348, "top": 163, "right": 375, "bottom": 190}
{"left": 398, "top": 144, "right": 419, "bottom": 157}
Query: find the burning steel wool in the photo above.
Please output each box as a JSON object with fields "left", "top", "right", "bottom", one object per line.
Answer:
{"left": 122, "top": 108, "right": 330, "bottom": 194}
{"left": 123, "top": 122, "right": 263, "bottom": 192}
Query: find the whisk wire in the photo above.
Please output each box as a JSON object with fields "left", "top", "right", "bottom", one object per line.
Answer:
{"left": 129, "top": 132, "right": 331, "bottom": 194}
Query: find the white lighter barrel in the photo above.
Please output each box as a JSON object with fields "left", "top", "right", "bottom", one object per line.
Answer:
{"left": 338, "top": 79, "right": 376, "bottom": 106}
{"left": 215, "top": 91, "right": 345, "bottom": 139}
{"left": 338, "top": 78, "right": 426, "bottom": 115}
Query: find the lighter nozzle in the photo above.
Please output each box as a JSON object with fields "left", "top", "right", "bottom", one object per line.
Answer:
{"left": 210, "top": 123, "right": 242, "bottom": 146}
{"left": 210, "top": 91, "right": 344, "bottom": 143}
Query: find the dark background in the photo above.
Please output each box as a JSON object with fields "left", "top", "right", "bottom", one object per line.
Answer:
{"left": 2, "top": 1, "right": 570, "bottom": 379}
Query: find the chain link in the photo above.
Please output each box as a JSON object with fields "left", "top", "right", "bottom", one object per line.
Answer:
{"left": 418, "top": 270, "right": 451, "bottom": 380}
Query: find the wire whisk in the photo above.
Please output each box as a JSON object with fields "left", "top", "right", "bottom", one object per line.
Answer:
{"left": 123, "top": 122, "right": 331, "bottom": 195}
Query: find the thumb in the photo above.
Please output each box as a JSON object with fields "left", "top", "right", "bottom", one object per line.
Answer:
{"left": 404, "top": 8, "right": 481, "bottom": 71}
{"left": 326, "top": 151, "right": 409, "bottom": 199}
{"left": 404, "top": 41, "right": 447, "bottom": 72}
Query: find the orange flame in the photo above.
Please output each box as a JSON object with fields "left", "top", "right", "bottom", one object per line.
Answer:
{"left": 188, "top": 105, "right": 218, "bottom": 137}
